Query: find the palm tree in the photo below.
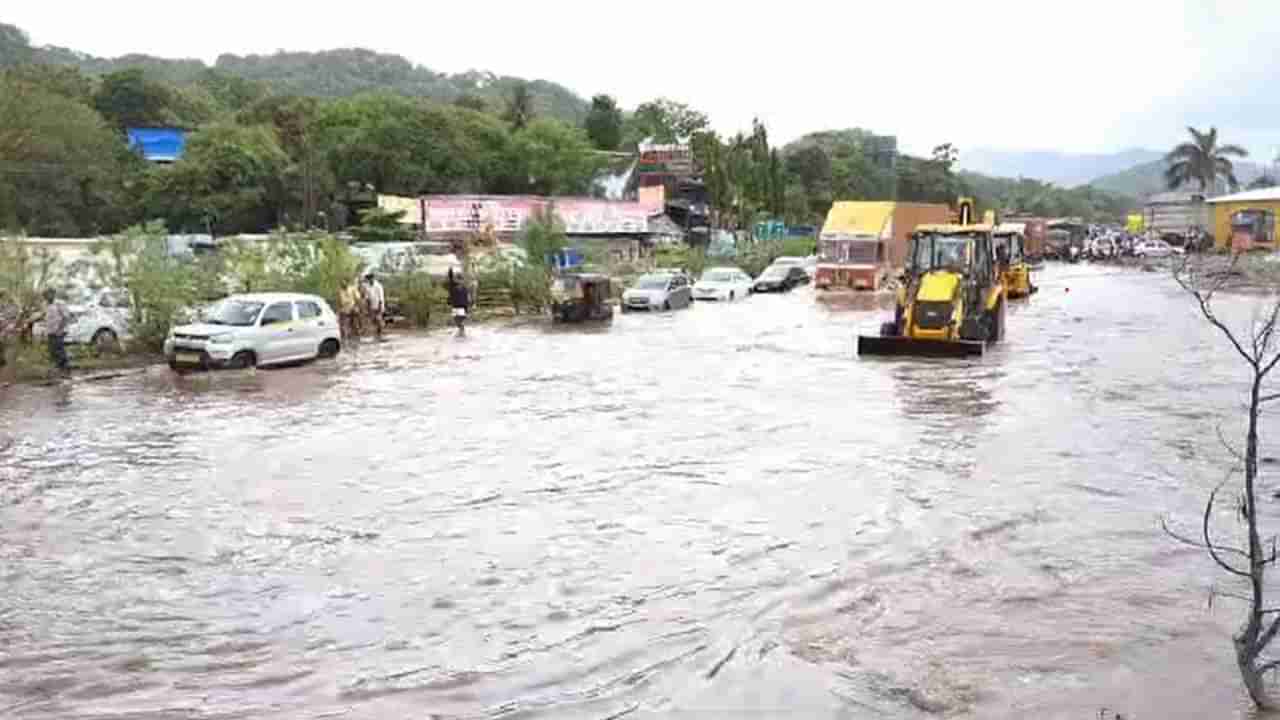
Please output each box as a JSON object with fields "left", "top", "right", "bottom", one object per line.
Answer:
{"left": 1165, "top": 126, "right": 1249, "bottom": 193}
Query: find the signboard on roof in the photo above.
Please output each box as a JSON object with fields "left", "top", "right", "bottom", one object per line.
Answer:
{"left": 554, "top": 200, "right": 649, "bottom": 235}
{"left": 422, "top": 196, "right": 652, "bottom": 236}
{"left": 637, "top": 144, "right": 693, "bottom": 175}
{"left": 423, "top": 196, "right": 539, "bottom": 234}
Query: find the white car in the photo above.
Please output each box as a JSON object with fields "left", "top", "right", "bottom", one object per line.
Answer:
{"left": 1134, "top": 240, "right": 1183, "bottom": 258}
{"left": 693, "top": 267, "right": 754, "bottom": 302}
{"left": 164, "top": 292, "right": 342, "bottom": 371}
{"left": 62, "top": 288, "right": 132, "bottom": 350}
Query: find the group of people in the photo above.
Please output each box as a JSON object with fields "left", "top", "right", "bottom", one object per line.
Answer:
{"left": 335, "top": 268, "right": 473, "bottom": 343}
{"left": 337, "top": 272, "right": 386, "bottom": 342}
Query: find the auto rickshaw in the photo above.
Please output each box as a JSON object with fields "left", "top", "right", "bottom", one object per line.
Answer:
{"left": 551, "top": 273, "right": 614, "bottom": 323}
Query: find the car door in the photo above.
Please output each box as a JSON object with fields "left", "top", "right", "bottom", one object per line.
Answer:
{"left": 293, "top": 299, "right": 328, "bottom": 357}
{"left": 256, "top": 301, "right": 297, "bottom": 364}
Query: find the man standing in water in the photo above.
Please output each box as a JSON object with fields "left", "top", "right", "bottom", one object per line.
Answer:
{"left": 447, "top": 268, "right": 470, "bottom": 336}
{"left": 338, "top": 275, "right": 362, "bottom": 342}
{"left": 363, "top": 272, "right": 386, "bottom": 341}
{"left": 42, "top": 288, "right": 70, "bottom": 376}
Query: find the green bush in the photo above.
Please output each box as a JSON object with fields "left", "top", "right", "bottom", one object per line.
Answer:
{"left": 384, "top": 271, "right": 446, "bottom": 328}
{"left": 94, "top": 222, "right": 203, "bottom": 353}
{"left": 655, "top": 246, "right": 707, "bottom": 276}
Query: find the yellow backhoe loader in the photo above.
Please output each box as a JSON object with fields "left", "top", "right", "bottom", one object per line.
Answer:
{"left": 857, "top": 203, "right": 1007, "bottom": 357}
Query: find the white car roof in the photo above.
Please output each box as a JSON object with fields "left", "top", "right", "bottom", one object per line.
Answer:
{"left": 704, "top": 266, "right": 743, "bottom": 273}
{"left": 225, "top": 292, "right": 326, "bottom": 304}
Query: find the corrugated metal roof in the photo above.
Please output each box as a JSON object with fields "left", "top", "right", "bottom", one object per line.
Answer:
{"left": 821, "top": 201, "right": 895, "bottom": 239}
{"left": 1206, "top": 187, "right": 1280, "bottom": 204}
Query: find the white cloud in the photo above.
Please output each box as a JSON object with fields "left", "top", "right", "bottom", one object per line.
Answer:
{"left": 7, "top": 0, "right": 1277, "bottom": 158}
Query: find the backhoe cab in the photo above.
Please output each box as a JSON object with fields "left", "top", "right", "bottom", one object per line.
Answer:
{"left": 857, "top": 203, "right": 1007, "bottom": 357}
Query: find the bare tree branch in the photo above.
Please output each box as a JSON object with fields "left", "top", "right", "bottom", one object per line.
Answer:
{"left": 1204, "top": 483, "right": 1253, "bottom": 578}
{"left": 1162, "top": 517, "right": 1249, "bottom": 560}
{"left": 1216, "top": 424, "right": 1245, "bottom": 461}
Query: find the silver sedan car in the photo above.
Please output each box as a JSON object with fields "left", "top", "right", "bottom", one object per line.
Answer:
{"left": 621, "top": 272, "right": 693, "bottom": 312}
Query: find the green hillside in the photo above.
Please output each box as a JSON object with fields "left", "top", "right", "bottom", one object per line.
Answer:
{"left": 3, "top": 25, "right": 589, "bottom": 124}
{"left": 1087, "top": 158, "right": 1266, "bottom": 198}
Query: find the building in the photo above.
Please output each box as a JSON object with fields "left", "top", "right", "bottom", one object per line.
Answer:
{"left": 125, "top": 127, "right": 187, "bottom": 163}
{"left": 821, "top": 201, "right": 952, "bottom": 266}
{"left": 418, "top": 195, "right": 667, "bottom": 271}
{"left": 1143, "top": 191, "right": 1210, "bottom": 241}
{"left": 1207, "top": 187, "right": 1280, "bottom": 251}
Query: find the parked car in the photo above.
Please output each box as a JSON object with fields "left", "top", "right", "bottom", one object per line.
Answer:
{"left": 58, "top": 288, "right": 132, "bottom": 351}
{"left": 754, "top": 264, "right": 810, "bottom": 292}
{"left": 693, "top": 267, "right": 754, "bottom": 302}
{"left": 622, "top": 271, "right": 693, "bottom": 312}
{"left": 1134, "top": 239, "right": 1183, "bottom": 258}
{"left": 164, "top": 292, "right": 342, "bottom": 371}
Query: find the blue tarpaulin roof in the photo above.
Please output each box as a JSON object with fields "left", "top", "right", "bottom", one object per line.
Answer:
{"left": 126, "top": 127, "right": 186, "bottom": 162}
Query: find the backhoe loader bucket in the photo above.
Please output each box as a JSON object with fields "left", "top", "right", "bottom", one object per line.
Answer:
{"left": 857, "top": 334, "right": 985, "bottom": 357}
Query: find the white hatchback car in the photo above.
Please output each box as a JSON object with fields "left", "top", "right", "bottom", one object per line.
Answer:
{"left": 164, "top": 292, "right": 342, "bottom": 371}
{"left": 693, "top": 267, "right": 754, "bottom": 301}
{"left": 64, "top": 288, "right": 133, "bottom": 350}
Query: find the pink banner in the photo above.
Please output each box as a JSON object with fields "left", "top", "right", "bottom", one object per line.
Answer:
{"left": 423, "top": 196, "right": 654, "bottom": 236}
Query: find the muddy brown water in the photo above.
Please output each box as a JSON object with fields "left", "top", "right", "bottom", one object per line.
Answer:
{"left": 1, "top": 263, "right": 1276, "bottom": 718}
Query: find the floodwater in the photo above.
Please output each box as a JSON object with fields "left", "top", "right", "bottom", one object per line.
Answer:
{"left": 1, "top": 263, "right": 1276, "bottom": 719}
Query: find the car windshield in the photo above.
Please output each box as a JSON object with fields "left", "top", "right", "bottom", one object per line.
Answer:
{"left": 204, "top": 299, "right": 264, "bottom": 326}
{"left": 761, "top": 267, "right": 787, "bottom": 278}
{"left": 911, "top": 234, "right": 971, "bottom": 271}
{"left": 635, "top": 276, "right": 670, "bottom": 290}
{"left": 703, "top": 271, "right": 736, "bottom": 282}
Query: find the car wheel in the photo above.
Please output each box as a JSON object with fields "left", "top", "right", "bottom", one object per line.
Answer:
{"left": 663, "top": 300, "right": 671, "bottom": 311}
{"left": 318, "top": 339, "right": 340, "bottom": 359}
{"left": 729, "top": 291, "right": 735, "bottom": 301}
{"left": 92, "top": 328, "right": 119, "bottom": 353}
{"left": 228, "top": 350, "right": 256, "bottom": 370}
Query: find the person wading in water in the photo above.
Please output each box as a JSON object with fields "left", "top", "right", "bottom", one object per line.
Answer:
{"left": 447, "top": 268, "right": 470, "bottom": 336}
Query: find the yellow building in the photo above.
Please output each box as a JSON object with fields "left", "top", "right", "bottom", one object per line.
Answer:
{"left": 1207, "top": 188, "right": 1280, "bottom": 251}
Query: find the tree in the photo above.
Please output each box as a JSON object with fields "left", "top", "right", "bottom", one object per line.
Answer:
{"left": 453, "top": 93, "right": 489, "bottom": 113}
{"left": 1167, "top": 255, "right": 1280, "bottom": 710}
{"left": 583, "top": 94, "right": 623, "bottom": 151}
{"left": 145, "top": 123, "right": 290, "bottom": 234}
{"left": 626, "top": 99, "right": 709, "bottom": 146}
{"left": 0, "top": 74, "right": 139, "bottom": 236}
{"left": 504, "top": 81, "right": 534, "bottom": 131}
{"left": 509, "top": 118, "right": 602, "bottom": 196}
{"left": 93, "top": 68, "right": 181, "bottom": 129}
{"left": 0, "top": 23, "right": 34, "bottom": 67}
{"left": 1165, "top": 126, "right": 1249, "bottom": 193}
{"left": 353, "top": 207, "right": 413, "bottom": 244}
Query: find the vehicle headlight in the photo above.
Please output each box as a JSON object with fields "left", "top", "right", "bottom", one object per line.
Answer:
{"left": 209, "top": 333, "right": 233, "bottom": 344}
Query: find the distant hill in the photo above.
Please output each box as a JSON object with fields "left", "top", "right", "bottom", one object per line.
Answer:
{"left": 1087, "top": 157, "right": 1268, "bottom": 198}
{"left": 0, "top": 23, "right": 590, "bottom": 124}
{"left": 957, "top": 148, "right": 1164, "bottom": 187}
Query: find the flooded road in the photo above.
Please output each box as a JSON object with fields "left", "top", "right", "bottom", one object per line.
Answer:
{"left": 2, "top": 263, "right": 1274, "bottom": 718}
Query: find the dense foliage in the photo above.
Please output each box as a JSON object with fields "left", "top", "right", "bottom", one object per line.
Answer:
{"left": 0, "top": 19, "right": 1139, "bottom": 240}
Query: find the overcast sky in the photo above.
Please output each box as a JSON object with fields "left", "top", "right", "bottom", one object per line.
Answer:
{"left": 7, "top": 1, "right": 1279, "bottom": 160}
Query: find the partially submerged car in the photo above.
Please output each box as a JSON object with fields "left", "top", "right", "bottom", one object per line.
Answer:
{"left": 164, "top": 292, "right": 342, "bottom": 371}
{"left": 753, "top": 264, "right": 810, "bottom": 293}
{"left": 693, "top": 267, "right": 754, "bottom": 301}
{"left": 622, "top": 271, "right": 693, "bottom": 312}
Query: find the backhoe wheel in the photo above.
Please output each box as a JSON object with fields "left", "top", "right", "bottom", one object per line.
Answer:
{"left": 986, "top": 298, "right": 1006, "bottom": 343}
